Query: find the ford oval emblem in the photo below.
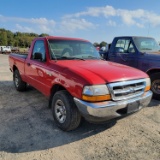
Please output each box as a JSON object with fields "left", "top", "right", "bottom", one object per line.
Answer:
{"left": 129, "top": 87, "right": 134, "bottom": 93}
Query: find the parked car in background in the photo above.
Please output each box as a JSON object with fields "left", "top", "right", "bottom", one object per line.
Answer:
{"left": 11, "top": 47, "right": 20, "bottom": 53}
{"left": 99, "top": 36, "right": 160, "bottom": 100}
{"left": 0, "top": 46, "right": 11, "bottom": 53}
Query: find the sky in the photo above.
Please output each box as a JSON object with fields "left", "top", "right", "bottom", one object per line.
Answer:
{"left": 0, "top": 0, "right": 160, "bottom": 43}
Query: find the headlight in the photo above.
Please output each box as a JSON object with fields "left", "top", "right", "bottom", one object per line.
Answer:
{"left": 145, "top": 78, "right": 151, "bottom": 91}
{"left": 82, "top": 85, "right": 111, "bottom": 102}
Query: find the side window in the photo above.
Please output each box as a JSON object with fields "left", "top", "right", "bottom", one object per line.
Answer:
{"left": 31, "top": 40, "right": 46, "bottom": 61}
{"left": 115, "top": 39, "right": 135, "bottom": 53}
{"left": 115, "top": 39, "right": 125, "bottom": 52}
{"left": 128, "top": 43, "right": 135, "bottom": 53}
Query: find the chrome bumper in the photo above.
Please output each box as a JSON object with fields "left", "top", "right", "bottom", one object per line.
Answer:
{"left": 74, "top": 91, "right": 152, "bottom": 122}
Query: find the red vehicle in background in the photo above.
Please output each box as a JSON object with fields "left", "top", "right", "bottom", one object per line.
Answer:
{"left": 96, "top": 46, "right": 100, "bottom": 51}
{"left": 9, "top": 36, "right": 152, "bottom": 131}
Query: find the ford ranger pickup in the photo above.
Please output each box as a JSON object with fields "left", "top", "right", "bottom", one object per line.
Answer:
{"left": 9, "top": 36, "right": 152, "bottom": 131}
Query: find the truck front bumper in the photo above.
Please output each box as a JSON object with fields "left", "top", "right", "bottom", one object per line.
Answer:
{"left": 74, "top": 91, "right": 152, "bottom": 123}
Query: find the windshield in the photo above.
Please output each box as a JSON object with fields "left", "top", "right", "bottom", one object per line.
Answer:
{"left": 133, "top": 37, "right": 160, "bottom": 52}
{"left": 48, "top": 40, "right": 101, "bottom": 60}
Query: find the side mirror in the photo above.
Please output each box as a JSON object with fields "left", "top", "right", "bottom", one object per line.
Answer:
{"left": 115, "top": 47, "right": 124, "bottom": 53}
{"left": 34, "top": 52, "right": 43, "bottom": 60}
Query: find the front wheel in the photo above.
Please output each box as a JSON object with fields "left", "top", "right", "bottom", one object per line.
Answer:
{"left": 13, "top": 70, "right": 26, "bottom": 91}
{"left": 51, "top": 90, "right": 81, "bottom": 131}
{"left": 150, "top": 72, "right": 160, "bottom": 100}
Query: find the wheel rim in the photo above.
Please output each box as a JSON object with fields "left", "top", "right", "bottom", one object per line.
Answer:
{"left": 14, "top": 74, "right": 19, "bottom": 87}
{"left": 55, "top": 99, "right": 66, "bottom": 123}
{"left": 152, "top": 80, "right": 160, "bottom": 94}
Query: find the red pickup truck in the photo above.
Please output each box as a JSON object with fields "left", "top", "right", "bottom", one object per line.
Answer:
{"left": 9, "top": 36, "right": 152, "bottom": 131}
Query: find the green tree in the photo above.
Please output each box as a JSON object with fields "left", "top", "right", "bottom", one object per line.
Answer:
{"left": 93, "top": 42, "right": 99, "bottom": 47}
{"left": 7, "top": 30, "right": 14, "bottom": 46}
{"left": 99, "top": 41, "right": 107, "bottom": 48}
{"left": 39, "top": 33, "right": 49, "bottom": 37}
{"left": 30, "top": 33, "right": 38, "bottom": 37}
{"left": 0, "top": 30, "right": 7, "bottom": 45}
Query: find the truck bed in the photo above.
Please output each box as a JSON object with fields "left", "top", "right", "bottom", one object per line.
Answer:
{"left": 9, "top": 53, "right": 28, "bottom": 79}
{"left": 10, "top": 53, "right": 28, "bottom": 59}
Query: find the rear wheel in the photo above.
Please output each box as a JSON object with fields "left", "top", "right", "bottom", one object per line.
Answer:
{"left": 52, "top": 90, "right": 81, "bottom": 131}
{"left": 150, "top": 72, "right": 160, "bottom": 100}
{"left": 13, "top": 70, "right": 26, "bottom": 91}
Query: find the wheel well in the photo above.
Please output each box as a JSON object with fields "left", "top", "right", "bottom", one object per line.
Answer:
{"left": 48, "top": 84, "right": 67, "bottom": 108}
{"left": 50, "top": 84, "right": 66, "bottom": 97}
{"left": 147, "top": 69, "right": 160, "bottom": 76}
{"left": 13, "top": 65, "right": 18, "bottom": 72}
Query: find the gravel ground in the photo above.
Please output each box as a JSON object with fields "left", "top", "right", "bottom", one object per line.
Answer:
{"left": 0, "top": 54, "right": 160, "bottom": 160}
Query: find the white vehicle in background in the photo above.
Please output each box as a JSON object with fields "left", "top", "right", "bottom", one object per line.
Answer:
{"left": 0, "top": 46, "right": 11, "bottom": 53}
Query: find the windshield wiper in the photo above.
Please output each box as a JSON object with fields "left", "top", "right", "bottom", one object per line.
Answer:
{"left": 87, "top": 56, "right": 102, "bottom": 60}
{"left": 72, "top": 57, "right": 85, "bottom": 61}
{"left": 58, "top": 56, "right": 73, "bottom": 60}
{"left": 58, "top": 56, "right": 85, "bottom": 60}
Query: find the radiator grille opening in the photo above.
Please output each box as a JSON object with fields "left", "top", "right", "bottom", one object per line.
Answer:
{"left": 108, "top": 79, "right": 146, "bottom": 101}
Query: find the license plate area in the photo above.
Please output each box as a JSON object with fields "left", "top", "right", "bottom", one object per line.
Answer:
{"left": 127, "top": 101, "right": 139, "bottom": 113}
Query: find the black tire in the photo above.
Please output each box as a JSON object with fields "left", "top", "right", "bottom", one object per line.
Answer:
{"left": 13, "top": 70, "right": 26, "bottom": 91}
{"left": 51, "top": 90, "right": 81, "bottom": 131}
{"left": 150, "top": 72, "right": 160, "bottom": 100}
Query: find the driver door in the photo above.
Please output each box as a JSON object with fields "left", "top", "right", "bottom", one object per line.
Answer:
{"left": 110, "top": 38, "right": 138, "bottom": 68}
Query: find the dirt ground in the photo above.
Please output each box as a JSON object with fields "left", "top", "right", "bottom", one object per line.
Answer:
{"left": 0, "top": 54, "right": 160, "bottom": 160}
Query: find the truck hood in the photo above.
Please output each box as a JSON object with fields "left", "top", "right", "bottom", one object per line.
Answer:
{"left": 143, "top": 51, "right": 160, "bottom": 60}
{"left": 56, "top": 60, "right": 148, "bottom": 84}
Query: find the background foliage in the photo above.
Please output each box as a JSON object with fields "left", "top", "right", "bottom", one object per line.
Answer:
{"left": 0, "top": 28, "right": 160, "bottom": 49}
{"left": 0, "top": 28, "right": 109, "bottom": 48}
{"left": 0, "top": 28, "right": 49, "bottom": 48}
